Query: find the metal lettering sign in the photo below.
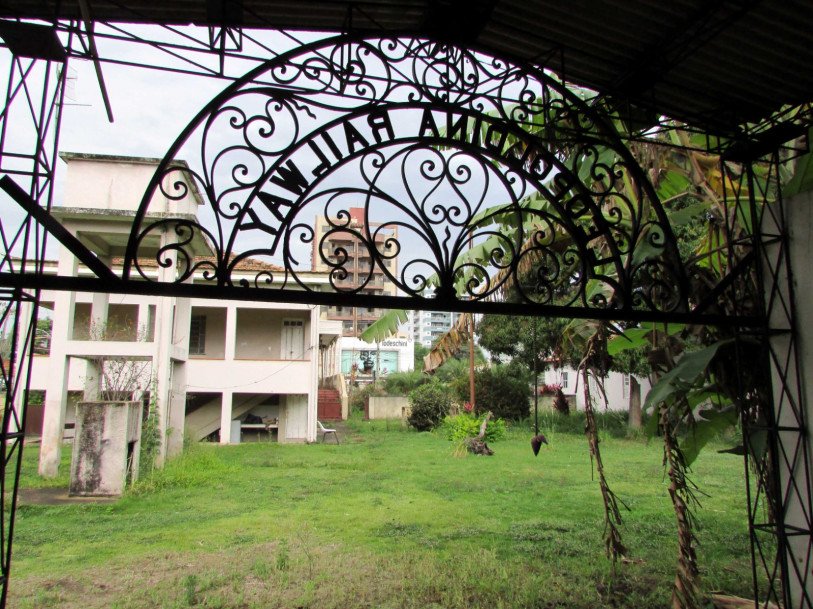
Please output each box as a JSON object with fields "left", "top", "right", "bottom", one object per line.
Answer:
{"left": 125, "top": 35, "right": 688, "bottom": 318}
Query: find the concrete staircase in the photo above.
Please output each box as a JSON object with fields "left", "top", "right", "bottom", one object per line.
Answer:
{"left": 317, "top": 389, "right": 342, "bottom": 421}
{"left": 185, "top": 394, "right": 268, "bottom": 441}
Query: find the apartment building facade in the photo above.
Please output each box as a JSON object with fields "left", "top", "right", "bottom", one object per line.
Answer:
{"left": 312, "top": 208, "right": 398, "bottom": 337}
{"left": 22, "top": 154, "right": 343, "bottom": 477}
{"left": 408, "top": 310, "right": 460, "bottom": 348}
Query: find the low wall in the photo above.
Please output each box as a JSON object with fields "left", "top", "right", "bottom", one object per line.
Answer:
{"left": 367, "top": 395, "right": 409, "bottom": 420}
{"left": 533, "top": 393, "right": 578, "bottom": 412}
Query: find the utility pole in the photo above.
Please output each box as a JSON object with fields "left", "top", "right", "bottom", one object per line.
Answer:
{"left": 533, "top": 318, "right": 538, "bottom": 435}
{"left": 469, "top": 313, "right": 475, "bottom": 413}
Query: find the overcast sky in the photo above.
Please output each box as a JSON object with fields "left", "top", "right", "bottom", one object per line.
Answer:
{"left": 0, "top": 27, "right": 536, "bottom": 307}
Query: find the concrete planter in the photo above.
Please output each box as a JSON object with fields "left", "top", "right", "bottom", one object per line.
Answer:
{"left": 69, "top": 401, "right": 142, "bottom": 497}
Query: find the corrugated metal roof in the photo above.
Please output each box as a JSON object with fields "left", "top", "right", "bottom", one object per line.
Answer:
{"left": 1, "top": 0, "right": 811, "bottom": 136}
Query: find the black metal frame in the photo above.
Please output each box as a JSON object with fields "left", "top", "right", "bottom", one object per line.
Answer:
{"left": 734, "top": 153, "right": 813, "bottom": 607}
{"left": 0, "top": 20, "right": 67, "bottom": 607}
{"left": 0, "top": 20, "right": 809, "bottom": 609}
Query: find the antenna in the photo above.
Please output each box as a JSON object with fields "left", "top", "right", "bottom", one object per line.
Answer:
{"left": 56, "top": 65, "right": 91, "bottom": 108}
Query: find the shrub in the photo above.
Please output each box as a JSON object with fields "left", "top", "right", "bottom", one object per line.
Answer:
{"left": 383, "top": 370, "right": 428, "bottom": 395}
{"left": 553, "top": 388, "right": 570, "bottom": 415}
{"left": 473, "top": 366, "right": 530, "bottom": 421}
{"left": 442, "top": 412, "right": 506, "bottom": 443}
{"left": 407, "top": 383, "right": 452, "bottom": 431}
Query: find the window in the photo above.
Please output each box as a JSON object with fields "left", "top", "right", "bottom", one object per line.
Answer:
{"left": 622, "top": 374, "right": 631, "bottom": 399}
{"left": 189, "top": 315, "right": 206, "bottom": 355}
{"left": 560, "top": 371, "right": 569, "bottom": 388}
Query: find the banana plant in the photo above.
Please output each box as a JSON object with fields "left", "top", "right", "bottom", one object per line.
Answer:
{"left": 358, "top": 95, "right": 780, "bottom": 607}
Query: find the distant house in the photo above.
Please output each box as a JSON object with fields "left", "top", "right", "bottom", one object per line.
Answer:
{"left": 20, "top": 153, "right": 344, "bottom": 478}
{"left": 541, "top": 367, "right": 651, "bottom": 413}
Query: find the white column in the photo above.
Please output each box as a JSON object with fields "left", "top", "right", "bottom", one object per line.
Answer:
{"left": 307, "top": 306, "right": 319, "bottom": 442}
{"left": 89, "top": 290, "right": 108, "bottom": 338}
{"left": 776, "top": 189, "right": 813, "bottom": 605}
{"left": 11, "top": 299, "right": 33, "bottom": 436}
{"left": 219, "top": 306, "right": 237, "bottom": 445}
{"left": 38, "top": 251, "right": 77, "bottom": 477}
{"left": 224, "top": 305, "right": 237, "bottom": 361}
{"left": 86, "top": 257, "right": 110, "bottom": 401}
{"left": 136, "top": 303, "right": 151, "bottom": 341}
{"left": 166, "top": 361, "right": 187, "bottom": 457}
{"left": 153, "top": 233, "right": 177, "bottom": 466}
{"left": 173, "top": 297, "right": 191, "bottom": 354}
{"left": 219, "top": 391, "right": 233, "bottom": 445}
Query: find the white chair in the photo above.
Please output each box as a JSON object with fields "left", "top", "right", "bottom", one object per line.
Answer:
{"left": 318, "top": 420, "right": 340, "bottom": 444}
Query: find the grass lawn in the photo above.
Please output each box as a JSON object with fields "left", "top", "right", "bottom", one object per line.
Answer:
{"left": 9, "top": 416, "right": 757, "bottom": 609}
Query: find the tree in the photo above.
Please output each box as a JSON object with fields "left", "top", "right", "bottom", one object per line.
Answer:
{"left": 476, "top": 314, "right": 578, "bottom": 372}
{"left": 407, "top": 383, "right": 452, "bottom": 431}
{"left": 413, "top": 343, "right": 429, "bottom": 370}
{"left": 353, "top": 94, "right": 783, "bottom": 607}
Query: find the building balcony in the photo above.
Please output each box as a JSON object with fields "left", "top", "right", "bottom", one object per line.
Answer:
{"left": 186, "top": 358, "right": 312, "bottom": 394}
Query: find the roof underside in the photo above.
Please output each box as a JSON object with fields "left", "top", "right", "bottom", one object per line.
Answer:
{"left": 0, "top": 0, "right": 811, "bottom": 139}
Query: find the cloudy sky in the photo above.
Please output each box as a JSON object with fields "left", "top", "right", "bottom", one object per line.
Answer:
{"left": 1, "top": 26, "right": 536, "bottom": 302}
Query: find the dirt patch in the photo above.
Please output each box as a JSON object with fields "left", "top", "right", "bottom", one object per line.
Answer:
{"left": 17, "top": 486, "right": 118, "bottom": 506}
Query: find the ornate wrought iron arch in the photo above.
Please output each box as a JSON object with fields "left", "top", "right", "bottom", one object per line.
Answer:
{"left": 0, "top": 27, "right": 808, "bottom": 609}
{"left": 123, "top": 34, "right": 691, "bottom": 322}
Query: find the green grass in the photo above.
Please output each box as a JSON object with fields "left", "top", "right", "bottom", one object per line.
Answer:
{"left": 9, "top": 419, "right": 757, "bottom": 608}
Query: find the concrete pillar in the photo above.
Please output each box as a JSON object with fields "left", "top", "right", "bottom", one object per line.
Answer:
{"left": 11, "top": 299, "right": 33, "bottom": 436}
{"left": 89, "top": 290, "right": 108, "bottom": 339}
{"left": 308, "top": 306, "right": 319, "bottom": 442}
{"left": 82, "top": 358, "right": 101, "bottom": 401}
{"left": 152, "top": 233, "right": 177, "bottom": 466}
{"left": 173, "top": 298, "right": 191, "bottom": 352}
{"left": 166, "top": 361, "right": 186, "bottom": 457}
{"left": 219, "top": 306, "right": 237, "bottom": 445}
{"left": 224, "top": 305, "right": 236, "bottom": 361}
{"left": 153, "top": 296, "right": 173, "bottom": 466}
{"left": 775, "top": 189, "right": 813, "bottom": 607}
{"left": 136, "top": 303, "right": 153, "bottom": 341}
{"left": 219, "top": 391, "right": 233, "bottom": 445}
{"left": 38, "top": 251, "right": 77, "bottom": 477}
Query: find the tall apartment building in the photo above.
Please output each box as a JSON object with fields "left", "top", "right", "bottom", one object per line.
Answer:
{"left": 312, "top": 207, "right": 398, "bottom": 336}
{"left": 408, "top": 310, "right": 460, "bottom": 348}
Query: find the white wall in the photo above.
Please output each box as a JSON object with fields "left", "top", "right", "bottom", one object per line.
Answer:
{"left": 60, "top": 154, "right": 200, "bottom": 215}
{"left": 542, "top": 367, "right": 650, "bottom": 412}
{"left": 774, "top": 188, "right": 813, "bottom": 603}
{"left": 284, "top": 394, "right": 308, "bottom": 442}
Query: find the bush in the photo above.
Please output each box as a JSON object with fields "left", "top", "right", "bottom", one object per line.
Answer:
{"left": 383, "top": 370, "right": 428, "bottom": 395}
{"left": 442, "top": 412, "right": 506, "bottom": 443}
{"left": 407, "top": 383, "right": 452, "bottom": 431}
{"left": 473, "top": 366, "right": 530, "bottom": 421}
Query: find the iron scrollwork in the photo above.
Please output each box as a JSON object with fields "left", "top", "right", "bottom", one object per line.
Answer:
{"left": 125, "top": 36, "right": 687, "bottom": 315}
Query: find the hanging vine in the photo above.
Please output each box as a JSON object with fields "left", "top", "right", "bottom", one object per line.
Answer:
{"left": 576, "top": 323, "right": 629, "bottom": 564}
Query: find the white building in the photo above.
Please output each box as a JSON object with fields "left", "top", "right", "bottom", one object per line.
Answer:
{"left": 542, "top": 367, "right": 651, "bottom": 413}
{"left": 340, "top": 336, "right": 415, "bottom": 382}
{"left": 408, "top": 310, "right": 460, "bottom": 348}
{"left": 21, "top": 153, "right": 343, "bottom": 478}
